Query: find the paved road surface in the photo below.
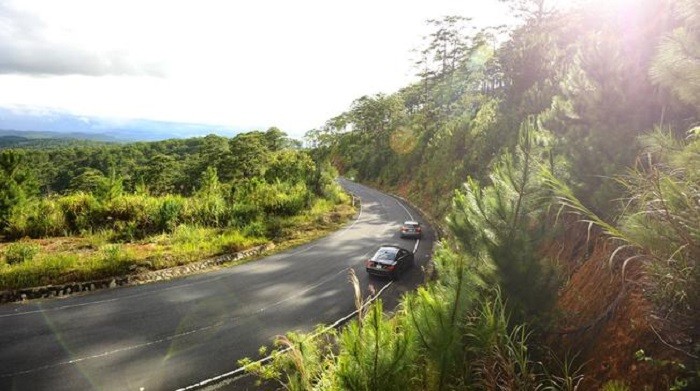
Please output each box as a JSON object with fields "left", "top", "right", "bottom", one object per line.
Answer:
{"left": 0, "top": 180, "right": 435, "bottom": 390}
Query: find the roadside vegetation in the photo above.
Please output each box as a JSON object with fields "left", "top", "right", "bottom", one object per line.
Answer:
{"left": 0, "top": 128, "right": 354, "bottom": 290}
{"left": 249, "top": 0, "right": 698, "bottom": 389}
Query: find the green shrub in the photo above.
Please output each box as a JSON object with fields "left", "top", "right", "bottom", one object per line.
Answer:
{"left": 30, "top": 199, "right": 67, "bottom": 237}
{"left": 265, "top": 216, "right": 286, "bottom": 239}
{"left": 3, "top": 203, "right": 32, "bottom": 239}
{"left": 171, "top": 224, "right": 205, "bottom": 244}
{"left": 3, "top": 242, "right": 40, "bottom": 265}
{"left": 111, "top": 220, "right": 141, "bottom": 242}
{"left": 250, "top": 181, "right": 311, "bottom": 216}
{"left": 230, "top": 202, "right": 261, "bottom": 226}
{"left": 156, "top": 196, "right": 185, "bottom": 232}
{"left": 85, "top": 229, "right": 113, "bottom": 249}
{"left": 218, "top": 230, "right": 265, "bottom": 253}
{"left": 99, "top": 244, "right": 130, "bottom": 275}
{"left": 190, "top": 194, "right": 227, "bottom": 227}
{"left": 4, "top": 198, "right": 68, "bottom": 239}
{"left": 0, "top": 253, "right": 77, "bottom": 289}
{"left": 242, "top": 220, "right": 266, "bottom": 238}
{"left": 103, "top": 195, "right": 158, "bottom": 234}
{"left": 58, "top": 192, "right": 102, "bottom": 233}
{"left": 336, "top": 300, "right": 416, "bottom": 391}
{"left": 601, "top": 380, "right": 630, "bottom": 391}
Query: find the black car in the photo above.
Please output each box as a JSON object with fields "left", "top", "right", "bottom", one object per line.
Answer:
{"left": 365, "top": 245, "right": 414, "bottom": 279}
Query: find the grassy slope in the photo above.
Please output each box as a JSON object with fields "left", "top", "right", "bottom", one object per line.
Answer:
{"left": 0, "top": 198, "right": 355, "bottom": 291}
{"left": 355, "top": 177, "right": 693, "bottom": 389}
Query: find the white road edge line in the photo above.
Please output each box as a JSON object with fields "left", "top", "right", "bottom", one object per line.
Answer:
{"left": 394, "top": 198, "right": 414, "bottom": 221}
{"left": 392, "top": 196, "right": 421, "bottom": 254}
{"left": 175, "top": 280, "right": 395, "bottom": 391}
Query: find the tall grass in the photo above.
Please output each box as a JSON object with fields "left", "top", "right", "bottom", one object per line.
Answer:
{"left": 0, "top": 193, "right": 352, "bottom": 290}
{"left": 3, "top": 180, "right": 318, "bottom": 241}
{"left": 546, "top": 130, "right": 699, "bottom": 318}
{"left": 2, "top": 242, "right": 40, "bottom": 265}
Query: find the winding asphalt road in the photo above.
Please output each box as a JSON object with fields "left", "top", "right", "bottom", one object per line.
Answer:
{"left": 0, "top": 179, "right": 435, "bottom": 390}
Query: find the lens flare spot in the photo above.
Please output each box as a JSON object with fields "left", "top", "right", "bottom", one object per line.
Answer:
{"left": 390, "top": 127, "right": 417, "bottom": 155}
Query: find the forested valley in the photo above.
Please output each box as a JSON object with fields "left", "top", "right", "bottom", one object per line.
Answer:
{"left": 0, "top": 128, "right": 352, "bottom": 290}
{"left": 246, "top": 0, "right": 699, "bottom": 389}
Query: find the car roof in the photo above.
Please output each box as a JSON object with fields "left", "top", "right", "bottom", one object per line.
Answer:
{"left": 403, "top": 221, "right": 420, "bottom": 225}
{"left": 373, "top": 246, "right": 401, "bottom": 260}
{"left": 378, "top": 244, "right": 409, "bottom": 251}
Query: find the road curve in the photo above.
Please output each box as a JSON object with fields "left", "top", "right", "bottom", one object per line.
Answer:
{"left": 0, "top": 179, "right": 435, "bottom": 391}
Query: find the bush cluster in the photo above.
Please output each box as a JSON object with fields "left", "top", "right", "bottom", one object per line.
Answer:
{"left": 4, "top": 180, "right": 322, "bottom": 241}
{"left": 2, "top": 242, "right": 40, "bottom": 265}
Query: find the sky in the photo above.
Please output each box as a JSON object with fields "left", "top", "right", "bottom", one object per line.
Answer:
{"left": 0, "top": 0, "right": 580, "bottom": 138}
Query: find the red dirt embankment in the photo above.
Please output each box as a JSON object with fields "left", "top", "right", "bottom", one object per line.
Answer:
{"left": 543, "top": 218, "right": 697, "bottom": 390}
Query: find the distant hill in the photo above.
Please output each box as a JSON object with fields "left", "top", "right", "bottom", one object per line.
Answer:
{"left": 0, "top": 106, "right": 244, "bottom": 142}
{"left": 0, "top": 129, "right": 118, "bottom": 142}
{"left": 0, "top": 133, "right": 113, "bottom": 149}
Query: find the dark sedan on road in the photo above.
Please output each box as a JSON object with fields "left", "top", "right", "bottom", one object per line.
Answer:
{"left": 365, "top": 245, "right": 414, "bottom": 279}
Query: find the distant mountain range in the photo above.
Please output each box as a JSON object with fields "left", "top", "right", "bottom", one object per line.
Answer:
{"left": 0, "top": 106, "right": 244, "bottom": 142}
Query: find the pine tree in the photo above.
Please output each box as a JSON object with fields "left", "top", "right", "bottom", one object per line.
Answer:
{"left": 447, "top": 117, "right": 560, "bottom": 324}
{"left": 0, "top": 150, "right": 37, "bottom": 229}
{"left": 650, "top": 0, "right": 700, "bottom": 107}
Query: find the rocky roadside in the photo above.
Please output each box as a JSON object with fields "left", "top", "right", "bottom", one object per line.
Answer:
{"left": 0, "top": 243, "right": 275, "bottom": 304}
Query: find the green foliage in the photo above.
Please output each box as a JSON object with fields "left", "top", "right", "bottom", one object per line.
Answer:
{"left": 252, "top": 2, "right": 697, "bottom": 389}
{"left": 196, "top": 166, "right": 222, "bottom": 199}
{"left": 100, "top": 244, "right": 129, "bottom": 274}
{"left": 0, "top": 253, "right": 78, "bottom": 289}
{"left": 0, "top": 150, "right": 37, "bottom": 230}
{"left": 239, "top": 328, "right": 339, "bottom": 391}
{"left": 1, "top": 128, "right": 339, "bottom": 241}
{"left": 96, "top": 168, "right": 124, "bottom": 202}
{"left": 4, "top": 198, "right": 67, "bottom": 239}
{"left": 448, "top": 117, "right": 560, "bottom": 324}
{"left": 406, "top": 247, "right": 478, "bottom": 389}
{"left": 336, "top": 300, "right": 416, "bottom": 391}
{"left": 58, "top": 192, "right": 102, "bottom": 234}
{"left": 600, "top": 380, "right": 630, "bottom": 391}
{"left": 548, "top": 130, "right": 699, "bottom": 319}
{"left": 68, "top": 167, "right": 107, "bottom": 194}
{"left": 266, "top": 150, "right": 315, "bottom": 185}
{"left": 156, "top": 196, "right": 185, "bottom": 232}
{"left": 0, "top": 196, "right": 346, "bottom": 290}
{"left": 634, "top": 349, "right": 698, "bottom": 391}
{"left": 620, "top": 134, "right": 699, "bottom": 315}
{"left": 0, "top": 128, "right": 351, "bottom": 290}
{"left": 192, "top": 167, "right": 227, "bottom": 228}
{"left": 539, "top": 351, "right": 585, "bottom": 391}
{"left": 650, "top": 0, "right": 700, "bottom": 107}
{"left": 11, "top": 127, "right": 318, "bottom": 197}
{"left": 3, "top": 242, "right": 40, "bottom": 265}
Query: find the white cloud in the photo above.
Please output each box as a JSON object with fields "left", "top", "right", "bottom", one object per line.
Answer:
{"left": 0, "top": 2, "right": 164, "bottom": 76}
{"left": 0, "top": 0, "right": 513, "bottom": 137}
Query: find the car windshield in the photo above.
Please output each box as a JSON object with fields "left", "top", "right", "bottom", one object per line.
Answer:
{"left": 404, "top": 223, "right": 420, "bottom": 228}
{"left": 373, "top": 247, "right": 398, "bottom": 261}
